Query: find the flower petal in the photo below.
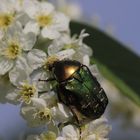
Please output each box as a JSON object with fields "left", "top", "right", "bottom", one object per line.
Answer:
{"left": 83, "top": 55, "right": 90, "bottom": 65}
{"left": 21, "top": 103, "right": 49, "bottom": 127}
{"left": 89, "top": 65, "right": 103, "bottom": 82}
{"left": 40, "top": 1, "right": 54, "bottom": 15}
{"left": 88, "top": 118, "right": 111, "bottom": 138}
{"left": 23, "top": 0, "right": 39, "bottom": 18}
{"left": 16, "top": 56, "right": 32, "bottom": 74}
{"left": 56, "top": 49, "right": 75, "bottom": 60}
{"left": 27, "top": 49, "right": 46, "bottom": 70}
{"left": 0, "top": 57, "right": 14, "bottom": 75}
{"left": 7, "top": 22, "right": 22, "bottom": 39}
{"left": 51, "top": 103, "right": 72, "bottom": 123}
{"left": 20, "top": 105, "right": 39, "bottom": 127}
{"left": 41, "top": 27, "right": 60, "bottom": 39}
{"left": 61, "top": 125, "right": 79, "bottom": 140}
{"left": 31, "top": 70, "right": 50, "bottom": 92}
{"left": 9, "top": 66, "right": 29, "bottom": 86}
{"left": 79, "top": 44, "right": 93, "bottom": 57}
{"left": 16, "top": 12, "right": 31, "bottom": 26}
{"left": 21, "top": 32, "right": 36, "bottom": 51}
{"left": 53, "top": 12, "right": 70, "bottom": 32}
{"left": 24, "top": 21, "right": 40, "bottom": 35}
{"left": 57, "top": 103, "right": 72, "bottom": 118}
{"left": 31, "top": 98, "right": 47, "bottom": 109}
{"left": 56, "top": 137, "right": 66, "bottom": 140}
{"left": 6, "top": 91, "right": 19, "bottom": 105}
{"left": 48, "top": 43, "right": 63, "bottom": 55}
{"left": 86, "top": 134, "right": 96, "bottom": 140}
{"left": 40, "top": 91, "right": 58, "bottom": 107}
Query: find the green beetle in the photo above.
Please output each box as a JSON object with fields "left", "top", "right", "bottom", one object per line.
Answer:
{"left": 41, "top": 59, "right": 108, "bottom": 125}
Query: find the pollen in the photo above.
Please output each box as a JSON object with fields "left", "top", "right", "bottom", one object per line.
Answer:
{"left": 19, "top": 83, "right": 36, "bottom": 104}
{"left": 37, "top": 108, "right": 52, "bottom": 121}
{"left": 4, "top": 41, "right": 22, "bottom": 60}
{"left": 43, "top": 56, "right": 59, "bottom": 70}
{"left": 37, "top": 14, "right": 53, "bottom": 27}
{"left": 0, "top": 13, "right": 14, "bottom": 28}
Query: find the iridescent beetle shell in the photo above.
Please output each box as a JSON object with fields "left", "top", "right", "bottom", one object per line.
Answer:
{"left": 50, "top": 59, "right": 108, "bottom": 125}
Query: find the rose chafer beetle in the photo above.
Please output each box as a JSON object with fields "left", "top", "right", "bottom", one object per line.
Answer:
{"left": 41, "top": 59, "right": 108, "bottom": 126}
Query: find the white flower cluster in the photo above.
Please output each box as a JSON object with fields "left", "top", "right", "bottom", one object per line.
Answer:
{"left": 0, "top": 0, "right": 111, "bottom": 139}
{"left": 50, "top": 0, "right": 82, "bottom": 20}
{"left": 26, "top": 118, "right": 110, "bottom": 140}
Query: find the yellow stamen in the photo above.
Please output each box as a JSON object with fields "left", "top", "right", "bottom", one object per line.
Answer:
{"left": 37, "top": 14, "right": 52, "bottom": 27}
{"left": 19, "top": 83, "right": 36, "bottom": 104}
{"left": 37, "top": 108, "right": 52, "bottom": 121}
{"left": 4, "top": 41, "right": 21, "bottom": 60}
{"left": 0, "top": 13, "right": 14, "bottom": 28}
{"left": 43, "top": 56, "right": 59, "bottom": 70}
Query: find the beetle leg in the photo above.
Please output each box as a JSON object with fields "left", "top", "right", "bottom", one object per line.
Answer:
{"left": 69, "top": 105, "right": 83, "bottom": 139}
{"left": 69, "top": 105, "right": 81, "bottom": 123}
{"left": 56, "top": 88, "right": 63, "bottom": 103}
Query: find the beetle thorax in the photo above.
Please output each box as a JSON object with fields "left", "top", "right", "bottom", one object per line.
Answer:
{"left": 53, "top": 60, "right": 81, "bottom": 82}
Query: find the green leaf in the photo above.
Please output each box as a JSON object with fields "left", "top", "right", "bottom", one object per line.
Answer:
{"left": 70, "top": 21, "right": 140, "bottom": 106}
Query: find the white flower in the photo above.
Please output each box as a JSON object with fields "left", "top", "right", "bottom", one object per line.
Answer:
{"left": 20, "top": 92, "right": 57, "bottom": 127}
{"left": 6, "top": 74, "right": 38, "bottom": 104}
{"left": 26, "top": 118, "right": 111, "bottom": 140}
{"left": 24, "top": 1, "right": 70, "bottom": 39}
{"left": 51, "top": 103, "right": 73, "bottom": 124}
{"left": 0, "top": 0, "right": 16, "bottom": 30}
{"left": 57, "top": 125, "right": 79, "bottom": 140}
{"left": 0, "top": 0, "right": 23, "bottom": 12}
{"left": 0, "top": 22, "right": 36, "bottom": 75}
{"left": 20, "top": 91, "right": 72, "bottom": 127}
{"left": 21, "top": 99, "right": 52, "bottom": 127}
{"left": 0, "top": 0, "right": 26, "bottom": 37}
{"left": 54, "top": 0, "right": 82, "bottom": 20}
{"left": 81, "top": 118, "right": 111, "bottom": 140}
{"left": 57, "top": 117, "right": 111, "bottom": 140}
{"left": 30, "top": 69, "right": 52, "bottom": 92}
{"left": 48, "top": 30, "right": 92, "bottom": 63}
